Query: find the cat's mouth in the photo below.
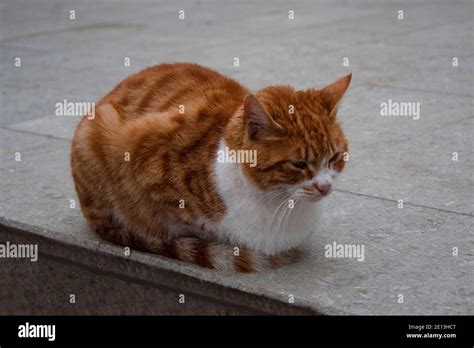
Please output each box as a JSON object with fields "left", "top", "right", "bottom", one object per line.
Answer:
{"left": 302, "top": 190, "right": 325, "bottom": 202}
{"left": 291, "top": 187, "right": 331, "bottom": 202}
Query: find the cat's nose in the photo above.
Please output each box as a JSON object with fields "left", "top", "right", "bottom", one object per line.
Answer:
{"left": 316, "top": 183, "right": 331, "bottom": 196}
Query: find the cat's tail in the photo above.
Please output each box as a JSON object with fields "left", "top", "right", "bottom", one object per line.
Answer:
{"left": 98, "top": 225, "right": 300, "bottom": 273}
{"left": 143, "top": 236, "right": 300, "bottom": 273}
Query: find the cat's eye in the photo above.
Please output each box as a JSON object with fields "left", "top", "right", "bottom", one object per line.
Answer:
{"left": 329, "top": 152, "right": 340, "bottom": 163}
{"left": 291, "top": 161, "right": 308, "bottom": 170}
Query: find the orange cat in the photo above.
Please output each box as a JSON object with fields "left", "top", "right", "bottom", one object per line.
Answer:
{"left": 71, "top": 63, "right": 351, "bottom": 272}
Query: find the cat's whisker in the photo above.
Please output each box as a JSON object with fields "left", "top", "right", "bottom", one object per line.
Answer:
{"left": 268, "top": 193, "right": 290, "bottom": 221}
{"left": 292, "top": 197, "right": 306, "bottom": 230}
{"left": 252, "top": 188, "right": 284, "bottom": 206}
{"left": 282, "top": 197, "right": 296, "bottom": 236}
{"left": 269, "top": 193, "right": 292, "bottom": 233}
{"left": 276, "top": 195, "right": 293, "bottom": 235}
{"left": 256, "top": 188, "right": 288, "bottom": 205}
{"left": 261, "top": 191, "right": 288, "bottom": 223}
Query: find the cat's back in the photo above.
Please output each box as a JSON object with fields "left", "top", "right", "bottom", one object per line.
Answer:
{"left": 100, "top": 63, "right": 248, "bottom": 119}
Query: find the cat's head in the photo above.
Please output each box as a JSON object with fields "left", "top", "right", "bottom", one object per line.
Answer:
{"left": 227, "top": 74, "right": 351, "bottom": 202}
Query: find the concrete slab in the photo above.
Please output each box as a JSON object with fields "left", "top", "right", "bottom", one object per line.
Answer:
{"left": 326, "top": 42, "right": 473, "bottom": 97}
{"left": 338, "top": 85, "right": 473, "bottom": 153}
{"left": 1, "top": 220, "right": 312, "bottom": 315}
{"left": 5, "top": 116, "right": 79, "bottom": 141}
{"left": 0, "top": 144, "right": 88, "bottom": 239}
{"left": 267, "top": 0, "right": 474, "bottom": 48}
{"left": 389, "top": 20, "right": 474, "bottom": 51}
{"left": 0, "top": 128, "right": 66, "bottom": 160}
{"left": 339, "top": 117, "right": 474, "bottom": 215}
{"left": 0, "top": 0, "right": 377, "bottom": 43}
{"left": 0, "top": 134, "right": 472, "bottom": 314}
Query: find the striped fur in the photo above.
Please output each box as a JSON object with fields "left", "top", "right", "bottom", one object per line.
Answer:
{"left": 71, "top": 63, "right": 350, "bottom": 272}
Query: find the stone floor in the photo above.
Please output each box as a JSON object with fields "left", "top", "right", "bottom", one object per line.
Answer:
{"left": 0, "top": 0, "right": 473, "bottom": 314}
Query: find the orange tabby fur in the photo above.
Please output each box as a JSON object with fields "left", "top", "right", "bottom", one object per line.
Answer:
{"left": 71, "top": 63, "right": 351, "bottom": 272}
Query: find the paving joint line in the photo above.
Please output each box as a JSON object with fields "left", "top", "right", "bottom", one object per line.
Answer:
{"left": 365, "top": 84, "right": 474, "bottom": 98}
{"left": 334, "top": 189, "right": 474, "bottom": 217}
{"left": 0, "top": 125, "right": 70, "bottom": 142}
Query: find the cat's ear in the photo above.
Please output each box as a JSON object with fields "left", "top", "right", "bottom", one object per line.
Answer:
{"left": 243, "top": 95, "right": 282, "bottom": 141}
{"left": 319, "top": 73, "right": 352, "bottom": 116}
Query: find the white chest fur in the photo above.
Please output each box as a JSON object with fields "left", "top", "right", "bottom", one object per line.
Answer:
{"left": 200, "top": 141, "right": 322, "bottom": 255}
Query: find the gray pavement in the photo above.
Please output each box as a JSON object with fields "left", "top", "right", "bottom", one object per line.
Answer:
{"left": 0, "top": 0, "right": 473, "bottom": 314}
